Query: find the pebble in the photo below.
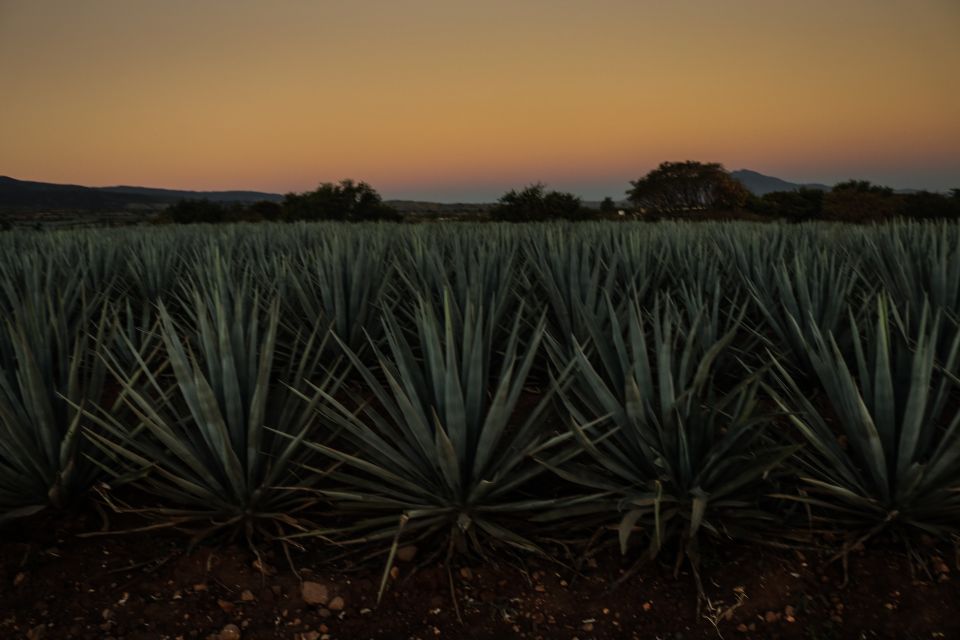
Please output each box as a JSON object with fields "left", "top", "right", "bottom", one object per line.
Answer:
{"left": 328, "top": 596, "right": 345, "bottom": 611}
{"left": 240, "top": 590, "right": 255, "bottom": 602}
{"left": 218, "top": 623, "right": 241, "bottom": 640}
{"left": 302, "top": 581, "right": 330, "bottom": 606}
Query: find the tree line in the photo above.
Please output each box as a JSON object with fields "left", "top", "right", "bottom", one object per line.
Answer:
{"left": 158, "top": 163, "right": 960, "bottom": 224}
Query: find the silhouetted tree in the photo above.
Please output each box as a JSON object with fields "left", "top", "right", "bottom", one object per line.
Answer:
{"left": 822, "top": 180, "right": 898, "bottom": 222}
{"left": 600, "top": 197, "right": 617, "bottom": 213}
{"left": 897, "top": 190, "right": 960, "bottom": 220}
{"left": 753, "top": 188, "right": 825, "bottom": 221}
{"left": 249, "top": 200, "right": 285, "bottom": 222}
{"left": 162, "top": 199, "right": 231, "bottom": 224}
{"left": 832, "top": 180, "right": 894, "bottom": 195}
{"left": 491, "top": 183, "right": 592, "bottom": 222}
{"left": 282, "top": 180, "right": 400, "bottom": 222}
{"left": 626, "top": 161, "right": 749, "bottom": 215}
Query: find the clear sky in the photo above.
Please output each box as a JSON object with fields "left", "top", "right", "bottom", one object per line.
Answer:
{"left": 1, "top": 0, "right": 958, "bottom": 201}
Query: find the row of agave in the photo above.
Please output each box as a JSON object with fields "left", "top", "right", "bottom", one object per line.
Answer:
{"left": 1, "top": 221, "right": 958, "bottom": 589}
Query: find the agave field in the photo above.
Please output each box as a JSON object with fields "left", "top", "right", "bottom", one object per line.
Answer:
{"left": 1, "top": 220, "right": 959, "bottom": 633}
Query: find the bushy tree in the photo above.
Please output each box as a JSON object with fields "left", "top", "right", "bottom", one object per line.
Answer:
{"left": 822, "top": 180, "right": 898, "bottom": 222}
{"left": 248, "top": 200, "right": 285, "bottom": 221}
{"left": 491, "top": 183, "right": 592, "bottom": 222}
{"left": 161, "top": 199, "right": 232, "bottom": 224}
{"left": 282, "top": 180, "right": 400, "bottom": 222}
{"left": 754, "top": 188, "right": 825, "bottom": 221}
{"left": 626, "top": 161, "right": 750, "bottom": 216}
{"left": 897, "top": 191, "right": 960, "bottom": 220}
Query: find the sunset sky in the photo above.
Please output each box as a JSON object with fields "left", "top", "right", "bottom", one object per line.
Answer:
{"left": 1, "top": 0, "right": 958, "bottom": 200}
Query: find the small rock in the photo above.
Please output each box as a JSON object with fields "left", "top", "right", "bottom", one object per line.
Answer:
{"left": 240, "top": 590, "right": 255, "bottom": 602}
{"left": 328, "top": 596, "right": 345, "bottom": 611}
{"left": 396, "top": 545, "right": 418, "bottom": 562}
{"left": 302, "top": 581, "right": 329, "bottom": 606}
{"left": 736, "top": 623, "right": 749, "bottom": 633}
{"left": 390, "top": 566, "right": 400, "bottom": 579}
{"left": 642, "top": 602, "right": 652, "bottom": 612}
{"left": 459, "top": 567, "right": 473, "bottom": 580}
{"left": 25, "top": 625, "right": 45, "bottom": 640}
{"left": 217, "top": 599, "right": 235, "bottom": 612}
{"left": 582, "top": 622, "right": 594, "bottom": 632}
{"left": 193, "top": 583, "right": 208, "bottom": 592}
{"left": 218, "top": 623, "right": 241, "bottom": 640}
{"left": 13, "top": 572, "right": 26, "bottom": 587}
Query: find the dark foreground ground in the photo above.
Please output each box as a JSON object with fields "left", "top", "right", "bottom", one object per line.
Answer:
{"left": 1, "top": 511, "right": 957, "bottom": 640}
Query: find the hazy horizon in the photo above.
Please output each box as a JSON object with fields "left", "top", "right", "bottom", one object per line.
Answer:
{"left": 1, "top": 0, "right": 958, "bottom": 201}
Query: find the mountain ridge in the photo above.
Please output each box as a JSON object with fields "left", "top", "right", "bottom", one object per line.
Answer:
{"left": 1, "top": 171, "right": 924, "bottom": 213}
{"left": 729, "top": 169, "right": 831, "bottom": 195}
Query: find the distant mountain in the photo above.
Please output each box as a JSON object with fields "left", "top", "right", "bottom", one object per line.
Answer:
{"left": 100, "top": 185, "right": 283, "bottom": 204}
{"left": 0, "top": 176, "right": 282, "bottom": 212}
{"left": 730, "top": 170, "right": 830, "bottom": 196}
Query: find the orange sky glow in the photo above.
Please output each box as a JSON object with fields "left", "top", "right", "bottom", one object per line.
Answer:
{"left": 1, "top": 0, "right": 958, "bottom": 200}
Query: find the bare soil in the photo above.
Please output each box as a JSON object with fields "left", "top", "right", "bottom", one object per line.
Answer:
{"left": 2, "top": 510, "right": 957, "bottom": 640}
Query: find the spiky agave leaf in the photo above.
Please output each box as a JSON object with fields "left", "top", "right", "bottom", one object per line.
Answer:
{"left": 767, "top": 295, "right": 960, "bottom": 538}
{"left": 390, "top": 225, "right": 521, "bottom": 348}
{"left": 539, "top": 293, "right": 794, "bottom": 561}
{"left": 524, "top": 228, "right": 618, "bottom": 366}
{"left": 742, "top": 247, "right": 865, "bottom": 376}
{"left": 81, "top": 276, "right": 341, "bottom": 542}
{"left": 0, "top": 267, "right": 109, "bottom": 521}
{"left": 295, "top": 289, "right": 564, "bottom": 572}
{"left": 284, "top": 229, "right": 394, "bottom": 357}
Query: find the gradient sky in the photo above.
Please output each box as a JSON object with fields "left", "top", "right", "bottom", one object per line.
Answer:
{"left": 1, "top": 0, "right": 958, "bottom": 201}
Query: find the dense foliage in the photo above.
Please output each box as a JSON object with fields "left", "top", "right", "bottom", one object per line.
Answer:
{"left": 1, "top": 221, "right": 958, "bottom": 576}
{"left": 490, "top": 183, "right": 591, "bottom": 222}
{"left": 627, "top": 161, "right": 751, "bottom": 216}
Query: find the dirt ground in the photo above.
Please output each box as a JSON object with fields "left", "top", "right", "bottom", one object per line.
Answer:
{"left": 2, "top": 510, "right": 957, "bottom": 640}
